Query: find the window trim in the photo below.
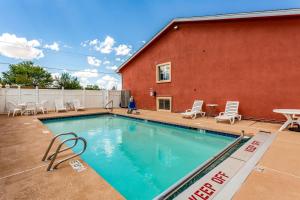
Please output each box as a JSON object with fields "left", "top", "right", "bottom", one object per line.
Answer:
{"left": 156, "top": 96, "right": 172, "bottom": 112}
{"left": 156, "top": 62, "right": 171, "bottom": 83}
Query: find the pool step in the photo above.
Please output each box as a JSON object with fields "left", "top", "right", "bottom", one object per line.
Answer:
{"left": 174, "top": 131, "right": 276, "bottom": 200}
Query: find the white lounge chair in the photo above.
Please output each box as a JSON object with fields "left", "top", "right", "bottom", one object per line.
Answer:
{"left": 36, "top": 100, "right": 48, "bottom": 114}
{"left": 215, "top": 101, "right": 242, "bottom": 124}
{"left": 7, "top": 101, "right": 22, "bottom": 117}
{"left": 181, "top": 100, "right": 205, "bottom": 119}
{"left": 55, "top": 99, "right": 67, "bottom": 112}
{"left": 73, "top": 99, "right": 85, "bottom": 111}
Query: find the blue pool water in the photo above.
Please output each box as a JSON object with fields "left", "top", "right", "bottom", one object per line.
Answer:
{"left": 43, "top": 114, "right": 235, "bottom": 200}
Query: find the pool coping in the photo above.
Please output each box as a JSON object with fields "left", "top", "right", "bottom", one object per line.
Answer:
{"left": 173, "top": 131, "right": 276, "bottom": 200}
{"left": 154, "top": 132, "right": 245, "bottom": 200}
{"left": 112, "top": 111, "right": 256, "bottom": 137}
{"left": 214, "top": 131, "right": 277, "bottom": 199}
{"left": 38, "top": 112, "right": 240, "bottom": 139}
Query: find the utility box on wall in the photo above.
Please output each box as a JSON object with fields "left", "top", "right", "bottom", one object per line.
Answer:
{"left": 120, "top": 90, "right": 131, "bottom": 108}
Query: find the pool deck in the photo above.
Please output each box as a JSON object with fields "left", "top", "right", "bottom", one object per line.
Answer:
{"left": 0, "top": 108, "right": 299, "bottom": 199}
{"left": 0, "top": 109, "right": 124, "bottom": 200}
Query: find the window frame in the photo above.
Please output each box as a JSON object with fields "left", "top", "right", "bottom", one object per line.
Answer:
{"left": 156, "top": 96, "right": 172, "bottom": 112}
{"left": 156, "top": 62, "right": 171, "bottom": 83}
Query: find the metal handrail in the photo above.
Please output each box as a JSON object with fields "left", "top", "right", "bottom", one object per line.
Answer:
{"left": 104, "top": 100, "right": 113, "bottom": 111}
{"left": 154, "top": 131, "right": 245, "bottom": 200}
{"left": 42, "top": 132, "right": 78, "bottom": 161}
{"left": 47, "top": 137, "right": 87, "bottom": 171}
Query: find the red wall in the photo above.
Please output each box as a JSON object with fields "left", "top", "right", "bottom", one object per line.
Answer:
{"left": 120, "top": 16, "right": 300, "bottom": 121}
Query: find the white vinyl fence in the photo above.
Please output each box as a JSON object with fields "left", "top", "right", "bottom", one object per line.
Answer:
{"left": 0, "top": 86, "right": 121, "bottom": 114}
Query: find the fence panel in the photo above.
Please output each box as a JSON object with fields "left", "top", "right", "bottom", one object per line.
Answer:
{"left": 85, "top": 90, "right": 103, "bottom": 108}
{"left": 0, "top": 88, "right": 121, "bottom": 113}
{"left": 20, "top": 89, "right": 36, "bottom": 103}
{"left": 5, "top": 88, "right": 19, "bottom": 104}
{"left": 39, "top": 89, "right": 63, "bottom": 111}
{"left": 108, "top": 90, "right": 121, "bottom": 108}
{"left": 64, "top": 89, "right": 83, "bottom": 103}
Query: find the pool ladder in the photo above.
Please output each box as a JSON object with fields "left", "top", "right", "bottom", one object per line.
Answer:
{"left": 104, "top": 100, "right": 113, "bottom": 111}
{"left": 42, "top": 132, "right": 87, "bottom": 171}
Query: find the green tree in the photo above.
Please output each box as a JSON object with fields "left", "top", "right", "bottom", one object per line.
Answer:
{"left": 2, "top": 61, "right": 53, "bottom": 87}
{"left": 54, "top": 72, "right": 82, "bottom": 89}
{"left": 85, "top": 84, "right": 100, "bottom": 90}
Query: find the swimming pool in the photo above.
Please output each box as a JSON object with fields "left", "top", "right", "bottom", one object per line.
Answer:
{"left": 42, "top": 114, "right": 236, "bottom": 200}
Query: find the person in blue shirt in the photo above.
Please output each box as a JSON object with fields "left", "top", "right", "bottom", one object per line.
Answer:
{"left": 127, "top": 96, "right": 139, "bottom": 114}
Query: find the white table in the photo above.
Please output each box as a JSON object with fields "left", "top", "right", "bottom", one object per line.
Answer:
{"left": 206, "top": 104, "right": 219, "bottom": 117}
{"left": 273, "top": 109, "right": 300, "bottom": 131}
{"left": 18, "top": 103, "right": 27, "bottom": 115}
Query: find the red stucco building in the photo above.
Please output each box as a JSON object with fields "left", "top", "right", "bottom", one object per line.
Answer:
{"left": 117, "top": 9, "right": 300, "bottom": 121}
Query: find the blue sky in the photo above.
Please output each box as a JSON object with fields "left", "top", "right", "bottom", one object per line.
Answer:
{"left": 0, "top": 0, "right": 300, "bottom": 89}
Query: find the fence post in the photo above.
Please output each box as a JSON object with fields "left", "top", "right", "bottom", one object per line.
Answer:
{"left": 4, "top": 86, "right": 7, "bottom": 112}
{"left": 61, "top": 87, "right": 64, "bottom": 102}
{"left": 83, "top": 87, "right": 86, "bottom": 107}
{"left": 18, "top": 85, "right": 21, "bottom": 104}
{"left": 105, "top": 90, "right": 109, "bottom": 107}
{"left": 102, "top": 90, "right": 105, "bottom": 108}
{"left": 35, "top": 86, "right": 39, "bottom": 103}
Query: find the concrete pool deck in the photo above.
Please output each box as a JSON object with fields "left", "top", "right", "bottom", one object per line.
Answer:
{"left": 0, "top": 108, "right": 299, "bottom": 199}
{"left": 0, "top": 109, "right": 124, "bottom": 200}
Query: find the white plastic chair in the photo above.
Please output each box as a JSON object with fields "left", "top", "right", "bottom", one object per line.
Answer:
{"left": 55, "top": 99, "right": 67, "bottom": 112}
{"left": 36, "top": 100, "right": 48, "bottom": 114}
{"left": 181, "top": 100, "right": 205, "bottom": 119}
{"left": 7, "top": 101, "right": 22, "bottom": 117}
{"left": 72, "top": 99, "right": 85, "bottom": 112}
{"left": 215, "top": 101, "right": 242, "bottom": 124}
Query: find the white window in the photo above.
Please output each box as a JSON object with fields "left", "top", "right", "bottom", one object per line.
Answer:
{"left": 156, "top": 62, "right": 171, "bottom": 83}
{"left": 156, "top": 97, "right": 172, "bottom": 112}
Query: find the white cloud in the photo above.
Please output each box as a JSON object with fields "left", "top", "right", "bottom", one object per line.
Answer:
{"left": 79, "top": 77, "right": 90, "bottom": 87}
{"left": 89, "top": 39, "right": 98, "bottom": 46}
{"left": 82, "top": 36, "right": 133, "bottom": 57}
{"left": 96, "top": 75, "right": 120, "bottom": 89}
{"left": 87, "top": 56, "right": 101, "bottom": 67}
{"left": 84, "top": 36, "right": 115, "bottom": 54}
{"left": 114, "top": 44, "right": 132, "bottom": 56}
{"left": 44, "top": 42, "right": 60, "bottom": 51}
{"left": 106, "top": 65, "right": 118, "bottom": 70}
{"left": 115, "top": 57, "right": 121, "bottom": 61}
{"left": 103, "top": 60, "right": 110, "bottom": 65}
{"left": 98, "top": 36, "right": 115, "bottom": 53}
{"left": 141, "top": 40, "right": 146, "bottom": 44}
{"left": 0, "top": 33, "right": 44, "bottom": 60}
{"left": 63, "top": 44, "right": 72, "bottom": 49}
{"left": 80, "top": 40, "right": 88, "bottom": 47}
{"left": 51, "top": 72, "right": 60, "bottom": 79}
{"left": 72, "top": 69, "right": 98, "bottom": 78}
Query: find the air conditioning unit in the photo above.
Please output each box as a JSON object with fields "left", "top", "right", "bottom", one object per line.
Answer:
{"left": 120, "top": 90, "right": 131, "bottom": 108}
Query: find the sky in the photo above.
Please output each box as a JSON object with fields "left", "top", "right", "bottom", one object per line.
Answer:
{"left": 0, "top": 0, "right": 300, "bottom": 89}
